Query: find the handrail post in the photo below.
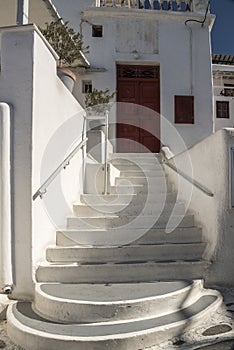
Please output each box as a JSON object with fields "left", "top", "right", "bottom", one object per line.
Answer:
{"left": 103, "top": 111, "right": 109, "bottom": 195}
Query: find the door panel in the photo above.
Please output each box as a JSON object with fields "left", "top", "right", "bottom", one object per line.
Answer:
{"left": 117, "top": 65, "right": 160, "bottom": 153}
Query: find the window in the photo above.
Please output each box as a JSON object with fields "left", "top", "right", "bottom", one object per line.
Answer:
{"left": 216, "top": 101, "right": 229, "bottom": 119}
{"left": 82, "top": 81, "right": 92, "bottom": 93}
{"left": 175, "top": 95, "right": 194, "bottom": 124}
{"left": 92, "top": 25, "right": 103, "bottom": 37}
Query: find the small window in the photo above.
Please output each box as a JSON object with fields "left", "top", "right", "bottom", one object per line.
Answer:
{"left": 216, "top": 101, "right": 229, "bottom": 119}
{"left": 92, "top": 25, "right": 103, "bottom": 37}
{"left": 175, "top": 95, "right": 194, "bottom": 124}
{"left": 82, "top": 81, "right": 92, "bottom": 93}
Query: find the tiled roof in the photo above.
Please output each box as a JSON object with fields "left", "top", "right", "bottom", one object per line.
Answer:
{"left": 212, "top": 54, "right": 234, "bottom": 65}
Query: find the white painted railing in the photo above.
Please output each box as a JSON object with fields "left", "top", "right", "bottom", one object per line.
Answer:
{"left": 96, "top": 0, "right": 193, "bottom": 12}
{"left": 213, "top": 85, "right": 234, "bottom": 98}
{"left": 33, "top": 137, "right": 88, "bottom": 201}
{"left": 0, "top": 103, "right": 13, "bottom": 294}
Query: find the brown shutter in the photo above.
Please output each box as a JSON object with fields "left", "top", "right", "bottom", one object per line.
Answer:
{"left": 175, "top": 95, "right": 194, "bottom": 124}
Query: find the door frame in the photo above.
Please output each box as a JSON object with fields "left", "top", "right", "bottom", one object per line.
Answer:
{"left": 116, "top": 63, "right": 161, "bottom": 153}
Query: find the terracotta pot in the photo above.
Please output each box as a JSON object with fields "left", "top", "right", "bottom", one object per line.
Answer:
{"left": 57, "top": 67, "right": 76, "bottom": 92}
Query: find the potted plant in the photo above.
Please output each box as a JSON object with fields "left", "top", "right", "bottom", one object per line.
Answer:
{"left": 85, "top": 88, "right": 115, "bottom": 131}
{"left": 39, "top": 19, "right": 89, "bottom": 91}
{"left": 85, "top": 88, "right": 115, "bottom": 114}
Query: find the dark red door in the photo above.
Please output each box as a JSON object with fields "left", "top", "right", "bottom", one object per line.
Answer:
{"left": 117, "top": 65, "right": 160, "bottom": 153}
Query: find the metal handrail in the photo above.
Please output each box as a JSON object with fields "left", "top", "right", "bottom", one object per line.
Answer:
{"left": 164, "top": 161, "right": 214, "bottom": 197}
{"left": 84, "top": 111, "right": 109, "bottom": 195}
{"left": 33, "top": 137, "right": 88, "bottom": 201}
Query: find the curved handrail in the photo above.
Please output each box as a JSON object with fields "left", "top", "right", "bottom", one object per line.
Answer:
{"left": 164, "top": 161, "right": 214, "bottom": 197}
{"left": 33, "top": 137, "right": 88, "bottom": 201}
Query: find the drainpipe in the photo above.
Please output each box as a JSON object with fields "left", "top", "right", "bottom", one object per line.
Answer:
{"left": 16, "top": 0, "right": 29, "bottom": 25}
{"left": 184, "top": 22, "right": 194, "bottom": 95}
{"left": 0, "top": 103, "right": 13, "bottom": 294}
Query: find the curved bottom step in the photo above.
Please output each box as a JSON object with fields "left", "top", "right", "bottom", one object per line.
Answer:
{"left": 8, "top": 292, "right": 222, "bottom": 350}
{"left": 34, "top": 280, "right": 201, "bottom": 323}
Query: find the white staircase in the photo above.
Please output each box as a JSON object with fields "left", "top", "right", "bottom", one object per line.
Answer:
{"left": 7, "top": 153, "right": 222, "bottom": 350}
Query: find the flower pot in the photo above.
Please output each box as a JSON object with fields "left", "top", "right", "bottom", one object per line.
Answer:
{"left": 57, "top": 67, "right": 76, "bottom": 92}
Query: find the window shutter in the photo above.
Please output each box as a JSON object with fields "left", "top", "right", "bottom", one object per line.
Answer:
{"left": 175, "top": 95, "right": 194, "bottom": 124}
{"left": 216, "top": 101, "right": 230, "bottom": 119}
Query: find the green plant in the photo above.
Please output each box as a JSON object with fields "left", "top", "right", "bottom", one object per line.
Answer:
{"left": 85, "top": 88, "right": 115, "bottom": 114}
{"left": 39, "top": 19, "right": 89, "bottom": 67}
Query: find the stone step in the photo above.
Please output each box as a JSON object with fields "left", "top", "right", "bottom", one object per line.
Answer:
{"left": 120, "top": 170, "right": 165, "bottom": 177}
{"left": 72, "top": 202, "right": 185, "bottom": 217}
{"left": 46, "top": 242, "right": 206, "bottom": 263}
{"left": 33, "top": 280, "right": 204, "bottom": 323}
{"left": 56, "top": 227, "right": 203, "bottom": 247}
{"left": 80, "top": 192, "right": 177, "bottom": 205}
{"left": 111, "top": 153, "right": 161, "bottom": 158}
{"left": 108, "top": 182, "right": 173, "bottom": 194}
{"left": 66, "top": 214, "right": 195, "bottom": 230}
{"left": 36, "top": 260, "right": 211, "bottom": 283}
{"left": 111, "top": 163, "right": 164, "bottom": 171}
{"left": 110, "top": 159, "right": 163, "bottom": 168}
{"left": 115, "top": 176, "right": 167, "bottom": 186}
{"left": 7, "top": 291, "right": 221, "bottom": 350}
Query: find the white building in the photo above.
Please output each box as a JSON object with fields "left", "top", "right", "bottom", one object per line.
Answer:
{"left": 212, "top": 54, "right": 234, "bottom": 130}
{"left": 1, "top": 1, "right": 234, "bottom": 349}
{"left": 59, "top": 0, "right": 215, "bottom": 154}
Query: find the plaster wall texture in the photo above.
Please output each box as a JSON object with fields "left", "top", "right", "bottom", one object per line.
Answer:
{"left": 0, "top": 28, "right": 35, "bottom": 299}
{"left": 0, "top": 0, "right": 58, "bottom": 27}
{"left": 0, "top": 26, "right": 85, "bottom": 298}
{"left": 164, "top": 129, "right": 234, "bottom": 286}
{"left": 32, "top": 29, "right": 85, "bottom": 284}
{"left": 73, "top": 8, "right": 214, "bottom": 154}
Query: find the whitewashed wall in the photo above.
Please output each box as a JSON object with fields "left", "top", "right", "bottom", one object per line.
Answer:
{"left": 164, "top": 128, "right": 234, "bottom": 286}
{"left": 32, "top": 28, "right": 85, "bottom": 282}
{"left": 0, "top": 0, "right": 59, "bottom": 27}
{"left": 0, "top": 25, "right": 85, "bottom": 299}
{"left": 71, "top": 7, "right": 214, "bottom": 154}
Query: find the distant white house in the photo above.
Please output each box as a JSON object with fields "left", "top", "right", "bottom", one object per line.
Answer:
{"left": 212, "top": 54, "right": 234, "bottom": 131}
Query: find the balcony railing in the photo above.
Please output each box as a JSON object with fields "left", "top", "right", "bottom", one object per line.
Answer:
{"left": 214, "top": 86, "right": 234, "bottom": 98}
{"left": 96, "top": 0, "right": 193, "bottom": 12}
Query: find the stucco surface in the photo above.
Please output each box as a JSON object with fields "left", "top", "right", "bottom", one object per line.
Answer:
{"left": 1, "top": 287, "right": 234, "bottom": 349}
{"left": 0, "top": 26, "right": 85, "bottom": 299}
{"left": 164, "top": 129, "right": 234, "bottom": 286}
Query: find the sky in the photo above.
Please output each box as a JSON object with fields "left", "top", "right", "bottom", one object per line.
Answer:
{"left": 211, "top": 0, "right": 234, "bottom": 55}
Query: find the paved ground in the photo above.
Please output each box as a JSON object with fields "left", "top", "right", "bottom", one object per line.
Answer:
{"left": 1, "top": 287, "right": 234, "bottom": 349}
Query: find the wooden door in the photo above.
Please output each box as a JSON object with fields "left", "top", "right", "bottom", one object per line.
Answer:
{"left": 117, "top": 65, "right": 160, "bottom": 153}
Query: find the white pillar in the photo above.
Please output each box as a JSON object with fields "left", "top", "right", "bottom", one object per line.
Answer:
{"left": 17, "top": 0, "right": 29, "bottom": 25}
{"left": 0, "top": 103, "right": 13, "bottom": 292}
